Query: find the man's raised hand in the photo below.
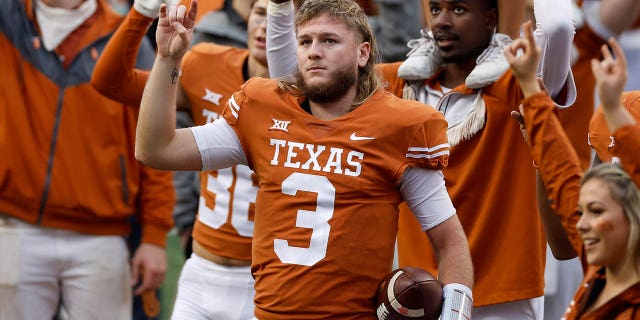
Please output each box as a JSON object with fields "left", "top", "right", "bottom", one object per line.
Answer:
{"left": 504, "top": 21, "right": 542, "bottom": 98}
{"left": 156, "top": 0, "right": 198, "bottom": 60}
{"left": 592, "top": 38, "right": 628, "bottom": 113}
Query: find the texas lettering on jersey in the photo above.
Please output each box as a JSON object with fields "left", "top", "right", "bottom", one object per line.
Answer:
{"left": 269, "top": 139, "right": 364, "bottom": 177}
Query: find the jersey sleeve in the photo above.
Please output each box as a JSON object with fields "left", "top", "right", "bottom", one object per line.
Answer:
{"left": 404, "top": 111, "right": 450, "bottom": 171}
{"left": 522, "top": 92, "right": 583, "bottom": 254}
{"left": 91, "top": 9, "right": 154, "bottom": 107}
{"left": 375, "top": 62, "right": 405, "bottom": 98}
{"left": 221, "top": 81, "right": 253, "bottom": 163}
{"left": 138, "top": 165, "right": 175, "bottom": 247}
{"left": 222, "top": 83, "right": 246, "bottom": 127}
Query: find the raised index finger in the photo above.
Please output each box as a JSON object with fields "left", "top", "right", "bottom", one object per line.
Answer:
{"left": 523, "top": 20, "right": 535, "bottom": 46}
{"left": 608, "top": 37, "right": 627, "bottom": 71}
{"left": 158, "top": 3, "right": 169, "bottom": 26}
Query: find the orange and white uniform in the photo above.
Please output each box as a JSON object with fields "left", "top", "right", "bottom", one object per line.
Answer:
{"left": 520, "top": 92, "right": 640, "bottom": 319}
{"left": 589, "top": 91, "right": 640, "bottom": 184}
{"left": 589, "top": 91, "right": 640, "bottom": 164}
{"left": 92, "top": 8, "right": 257, "bottom": 262}
{"left": 191, "top": 78, "right": 453, "bottom": 319}
{"left": 91, "top": 9, "right": 258, "bottom": 318}
{"left": 181, "top": 44, "right": 257, "bottom": 261}
{"left": 603, "top": 123, "right": 640, "bottom": 187}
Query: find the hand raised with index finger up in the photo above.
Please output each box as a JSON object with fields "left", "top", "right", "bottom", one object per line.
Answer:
{"left": 156, "top": 0, "right": 198, "bottom": 60}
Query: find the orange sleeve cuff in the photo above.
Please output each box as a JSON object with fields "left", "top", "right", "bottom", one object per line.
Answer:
{"left": 142, "top": 223, "right": 171, "bottom": 248}
{"left": 521, "top": 92, "right": 555, "bottom": 112}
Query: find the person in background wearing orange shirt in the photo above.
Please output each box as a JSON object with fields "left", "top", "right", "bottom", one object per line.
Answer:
{"left": 506, "top": 21, "right": 640, "bottom": 319}
{"left": 0, "top": 0, "right": 175, "bottom": 319}
{"left": 92, "top": 0, "right": 269, "bottom": 318}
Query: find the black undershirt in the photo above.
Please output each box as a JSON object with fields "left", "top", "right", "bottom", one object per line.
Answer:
{"left": 300, "top": 99, "right": 312, "bottom": 114}
{"left": 242, "top": 57, "right": 249, "bottom": 81}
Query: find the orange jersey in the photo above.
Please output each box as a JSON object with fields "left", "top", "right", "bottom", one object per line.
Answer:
{"left": 557, "top": 24, "right": 607, "bottom": 170}
{"left": 90, "top": 9, "right": 256, "bottom": 259}
{"left": 522, "top": 91, "right": 640, "bottom": 319}
{"left": 1, "top": 0, "right": 173, "bottom": 246}
{"left": 525, "top": 93, "right": 640, "bottom": 320}
{"left": 589, "top": 91, "right": 640, "bottom": 185}
{"left": 378, "top": 63, "right": 545, "bottom": 306}
{"left": 220, "top": 78, "right": 449, "bottom": 319}
{"left": 180, "top": 43, "right": 258, "bottom": 260}
{"left": 564, "top": 267, "right": 640, "bottom": 319}
{"left": 521, "top": 93, "right": 585, "bottom": 256}
{"left": 589, "top": 91, "right": 640, "bottom": 162}
{"left": 609, "top": 124, "right": 640, "bottom": 186}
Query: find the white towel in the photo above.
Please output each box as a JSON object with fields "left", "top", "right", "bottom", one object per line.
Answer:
{"left": 35, "top": 0, "right": 97, "bottom": 51}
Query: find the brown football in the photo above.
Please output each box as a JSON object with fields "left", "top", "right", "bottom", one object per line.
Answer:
{"left": 375, "top": 266, "right": 443, "bottom": 320}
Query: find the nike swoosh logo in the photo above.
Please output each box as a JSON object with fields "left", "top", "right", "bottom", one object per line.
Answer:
{"left": 350, "top": 133, "right": 375, "bottom": 141}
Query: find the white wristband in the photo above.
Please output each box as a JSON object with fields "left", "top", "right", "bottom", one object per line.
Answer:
{"left": 441, "top": 283, "right": 473, "bottom": 320}
{"left": 268, "top": 0, "right": 294, "bottom": 17}
{"left": 133, "top": 0, "right": 165, "bottom": 18}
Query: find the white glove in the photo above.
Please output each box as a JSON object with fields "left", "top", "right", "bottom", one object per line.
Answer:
{"left": 133, "top": 0, "right": 170, "bottom": 18}
{"left": 439, "top": 283, "right": 473, "bottom": 320}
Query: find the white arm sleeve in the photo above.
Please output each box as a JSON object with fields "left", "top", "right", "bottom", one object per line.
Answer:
{"left": 266, "top": 0, "right": 298, "bottom": 79}
{"left": 534, "top": 0, "right": 577, "bottom": 107}
{"left": 190, "top": 118, "right": 248, "bottom": 171}
{"left": 399, "top": 167, "right": 456, "bottom": 231}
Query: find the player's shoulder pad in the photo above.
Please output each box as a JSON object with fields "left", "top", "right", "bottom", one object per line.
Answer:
{"left": 190, "top": 42, "right": 246, "bottom": 57}
{"left": 383, "top": 91, "right": 445, "bottom": 124}
{"left": 240, "top": 77, "right": 283, "bottom": 99}
{"left": 622, "top": 91, "right": 640, "bottom": 111}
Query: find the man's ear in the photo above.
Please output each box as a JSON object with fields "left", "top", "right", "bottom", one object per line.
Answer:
{"left": 358, "top": 42, "right": 371, "bottom": 68}
{"left": 486, "top": 8, "right": 498, "bottom": 33}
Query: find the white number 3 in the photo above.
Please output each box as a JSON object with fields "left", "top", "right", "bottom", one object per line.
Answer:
{"left": 273, "top": 173, "right": 335, "bottom": 266}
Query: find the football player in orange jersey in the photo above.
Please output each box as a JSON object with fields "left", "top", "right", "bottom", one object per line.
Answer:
{"left": 506, "top": 21, "right": 640, "bottom": 319}
{"left": 91, "top": 0, "right": 270, "bottom": 318}
{"left": 136, "top": 0, "right": 474, "bottom": 318}
{"left": 263, "top": 0, "right": 576, "bottom": 315}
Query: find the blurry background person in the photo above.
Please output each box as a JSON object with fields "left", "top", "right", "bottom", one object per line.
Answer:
{"left": 92, "top": 0, "right": 271, "bottom": 318}
{"left": 506, "top": 21, "right": 640, "bottom": 319}
{"left": 0, "top": 0, "right": 174, "bottom": 319}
